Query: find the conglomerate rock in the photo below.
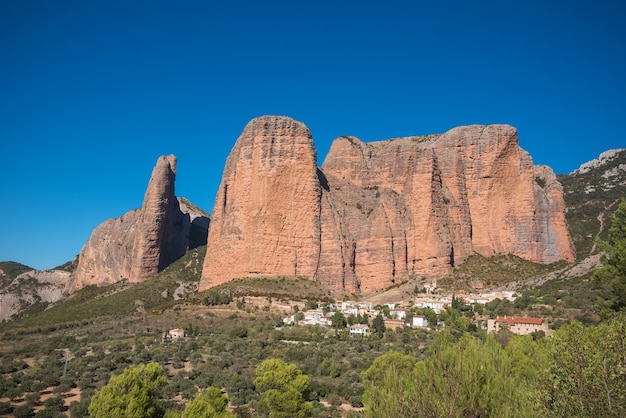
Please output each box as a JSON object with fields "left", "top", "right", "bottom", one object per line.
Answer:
{"left": 200, "top": 117, "right": 575, "bottom": 292}
{"left": 67, "top": 155, "right": 190, "bottom": 292}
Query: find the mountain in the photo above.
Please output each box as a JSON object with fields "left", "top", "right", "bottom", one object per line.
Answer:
{"left": 558, "top": 148, "right": 626, "bottom": 258}
{"left": 66, "top": 155, "right": 209, "bottom": 293}
{"left": 200, "top": 116, "right": 575, "bottom": 292}
{"left": 0, "top": 263, "right": 70, "bottom": 320}
{"left": 2, "top": 119, "right": 621, "bottom": 322}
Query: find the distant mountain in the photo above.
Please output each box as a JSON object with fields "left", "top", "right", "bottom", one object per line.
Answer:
{"left": 558, "top": 148, "right": 626, "bottom": 258}
{"left": 0, "top": 261, "right": 34, "bottom": 290}
{"left": 0, "top": 265, "right": 70, "bottom": 321}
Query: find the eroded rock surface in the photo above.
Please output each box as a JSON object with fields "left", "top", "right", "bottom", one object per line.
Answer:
{"left": 199, "top": 117, "right": 575, "bottom": 292}
{"left": 68, "top": 155, "right": 190, "bottom": 292}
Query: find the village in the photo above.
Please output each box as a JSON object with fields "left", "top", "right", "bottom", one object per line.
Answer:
{"left": 163, "top": 280, "right": 549, "bottom": 342}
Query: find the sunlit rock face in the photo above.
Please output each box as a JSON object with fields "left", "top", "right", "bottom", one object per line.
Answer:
{"left": 200, "top": 116, "right": 322, "bottom": 290}
{"left": 68, "top": 155, "right": 190, "bottom": 293}
{"left": 200, "top": 117, "right": 575, "bottom": 292}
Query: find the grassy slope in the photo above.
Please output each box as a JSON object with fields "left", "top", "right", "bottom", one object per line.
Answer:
{"left": 4, "top": 246, "right": 206, "bottom": 329}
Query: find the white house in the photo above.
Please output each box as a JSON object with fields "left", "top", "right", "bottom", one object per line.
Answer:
{"left": 419, "top": 299, "right": 450, "bottom": 313}
{"left": 166, "top": 328, "right": 185, "bottom": 341}
{"left": 349, "top": 324, "right": 369, "bottom": 336}
{"left": 412, "top": 315, "right": 428, "bottom": 327}
{"left": 298, "top": 310, "right": 330, "bottom": 326}
{"left": 390, "top": 308, "right": 407, "bottom": 320}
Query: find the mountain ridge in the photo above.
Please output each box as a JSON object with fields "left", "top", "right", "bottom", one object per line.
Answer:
{"left": 2, "top": 119, "right": 624, "bottom": 321}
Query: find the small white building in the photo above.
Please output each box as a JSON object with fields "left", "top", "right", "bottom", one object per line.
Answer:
{"left": 419, "top": 299, "right": 450, "bottom": 314}
{"left": 166, "top": 328, "right": 185, "bottom": 341}
{"left": 300, "top": 310, "right": 330, "bottom": 326}
{"left": 349, "top": 324, "right": 369, "bottom": 336}
{"left": 390, "top": 308, "right": 407, "bottom": 320}
{"left": 342, "top": 307, "right": 359, "bottom": 317}
{"left": 412, "top": 315, "right": 428, "bottom": 327}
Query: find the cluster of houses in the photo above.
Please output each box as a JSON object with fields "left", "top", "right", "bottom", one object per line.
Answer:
{"left": 280, "top": 289, "right": 546, "bottom": 337}
{"left": 281, "top": 301, "right": 430, "bottom": 337}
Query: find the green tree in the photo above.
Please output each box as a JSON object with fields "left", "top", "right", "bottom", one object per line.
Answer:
{"left": 362, "top": 333, "right": 542, "bottom": 417}
{"left": 182, "top": 387, "right": 235, "bottom": 418}
{"left": 88, "top": 362, "right": 167, "bottom": 418}
{"left": 540, "top": 315, "right": 626, "bottom": 417}
{"left": 254, "top": 358, "right": 312, "bottom": 418}
{"left": 331, "top": 311, "right": 346, "bottom": 334}
{"left": 371, "top": 313, "right": 385, "bottom": 337}
{"left": 594, "top": 199, "right": 626, "bottom": 309}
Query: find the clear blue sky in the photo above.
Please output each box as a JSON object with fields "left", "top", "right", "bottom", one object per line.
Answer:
{"left": 1, "top": 1, "right": 624, "bottom": 270}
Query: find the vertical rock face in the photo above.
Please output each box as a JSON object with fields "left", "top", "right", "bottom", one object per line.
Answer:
{"left": 200, "top": 117, "right": 576, "bottom": 292}
{"left": 67, "top": 155, "right": 190, "bottom": 293}
{"left": 200, "top": 116, "right": 321, "bottom": 290}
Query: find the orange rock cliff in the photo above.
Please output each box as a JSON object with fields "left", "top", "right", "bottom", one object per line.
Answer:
{"left": 200, "top": 116, "right": 575, "bottom": 292}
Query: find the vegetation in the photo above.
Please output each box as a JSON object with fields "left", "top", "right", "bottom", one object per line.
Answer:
{"left": 182, "top": 387, "right": 235, "bottom": 418}
{"left": 593, "top": 199, "right": 626, "bottom": 309}
{"left": 88, "top": 362, "right": 168, "bottom": 417}
{"left": 558, "top": 148, "right": 626, "bottom": 257}
{"left": 0, "top": 261, "right": 33, "bottom": 289}
{"left": 0, "top": 157, "right": 624, "bottom": 416}
{"left": 254, "top": 358, "right": 312, "bottom": 418}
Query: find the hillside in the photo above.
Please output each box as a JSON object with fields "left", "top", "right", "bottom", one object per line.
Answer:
{"left": 558, "top": 148, "right": 626, "bottom": 258}
{"left": 0, "top": 261, "right": 33, "bottom": 290}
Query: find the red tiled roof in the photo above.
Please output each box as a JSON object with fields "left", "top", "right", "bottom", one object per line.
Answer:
{"left": 495, "top": 316, "right": 543, "bottom": 325}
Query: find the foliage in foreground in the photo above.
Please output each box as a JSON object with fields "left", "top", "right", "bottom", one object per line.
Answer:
{"left": 361, "top": 313, "right": 626, "bottom": 417}
{"left": 594, "top": 198, "right": 626, "bottom": 309}
{"left": 88, "top": 362, "right": 168, "bottom": 418}
{"left": 182, "top": 387, "right": 235, "bottom": 418}
{"left": 362, "top": 333, "right": 540, "bottom": 417}
{"left": 254, "top": 358, "right": 313, "bottom": 418}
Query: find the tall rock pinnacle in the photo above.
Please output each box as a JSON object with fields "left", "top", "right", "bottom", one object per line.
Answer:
{"left": 200, "top": 116, "right": 322, "bottom": 290}
{"left": 67, "top": 155, "right": 191, "bottom": 292}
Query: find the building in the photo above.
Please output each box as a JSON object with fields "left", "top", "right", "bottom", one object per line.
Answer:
{"left": 390, "top": 308, "right": 407, "bottom": 320}
{"left": 164, "top": 328, "right": 185, "bottom": 342}
{"left": 384, "top": 319, "right": 405, "bottom": 331}
{"left": 299, "top": 310, "right": 329, "bottom": 326}
{"left": 349, "top": 324, "right": 369, "bottom": 336}
{"left": 417, "top": 299, "right": 450, "bottom": 313}
{"left": 412, "top": 315, "right": 428, "bottom": 327}
{"left": 487, "top": 316, "right": 548, "bottom": 335}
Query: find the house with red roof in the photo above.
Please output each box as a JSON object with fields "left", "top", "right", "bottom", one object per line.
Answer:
{"left": 487, "top": 316, "right": 548, "bottom": 335}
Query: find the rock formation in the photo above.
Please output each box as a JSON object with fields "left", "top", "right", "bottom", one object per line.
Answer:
{"left": 201, "top": 116, "right": 322, "bottom": 289}
{"left": 200, "top": 116, "right": 575, "bottom": 293}
{"left": 67, "top": 155, "right": 191, "bottom": 293}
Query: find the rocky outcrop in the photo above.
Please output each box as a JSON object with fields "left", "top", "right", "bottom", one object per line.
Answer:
{"left": 67, "top": 155, "right": 191, "bottom": 293}
{"left": 0, "top": 269, "right": 71, "bottom": 321}
{"left": 199, "top": 117, "right": 576, "bottom": 292}
{"left": 200, "top": 116, "right": 321, "bottom": 289}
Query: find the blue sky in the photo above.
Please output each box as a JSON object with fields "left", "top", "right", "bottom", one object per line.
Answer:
{"left": 1, "top": 1, "right": 625, "bottom": 270}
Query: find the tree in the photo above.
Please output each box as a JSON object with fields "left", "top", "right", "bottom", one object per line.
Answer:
{"left": 182, "top": 387, "right": 235, "bottom": 418}
{"left": 361, "top": 333, "right": 543, "bottom": 417}
{"left": 88, "top": 362, "right": 167, "bottom": 418}
{"left": 594, "top": 199, "right": 626, "bottom": 309}
{"left": 331, "top": 311, "right": 346, "bottom": 334}
{"left": 254, "top": 358, "right": 312, "bottom": 418}
{"left": 540, "top": 315, "right": 626, "bottom": 417}
{"left": 371, "top": 313, "right": 385, "bottom": 337}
